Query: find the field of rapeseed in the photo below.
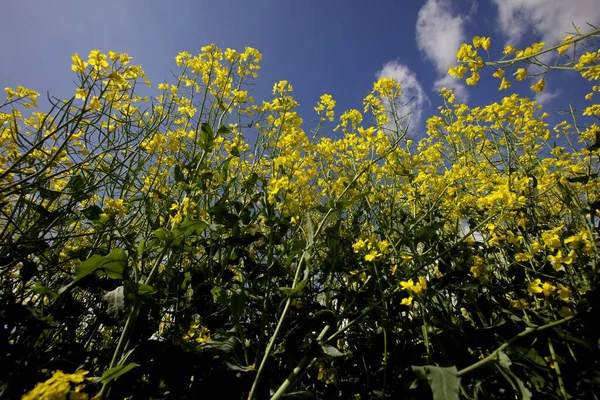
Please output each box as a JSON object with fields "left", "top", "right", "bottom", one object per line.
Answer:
{"left": 2, "top": 28, "right": 600, "bottom": 399}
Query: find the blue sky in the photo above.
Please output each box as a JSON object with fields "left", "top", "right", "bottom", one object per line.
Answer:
{"left": 2, "top": 0, "right": 599, "bottom": 136}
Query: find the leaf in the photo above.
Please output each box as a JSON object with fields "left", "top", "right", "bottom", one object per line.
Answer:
{"left": 137, "top": 239, "right": 145, "bottom": 256}
{"left": 321, "top": 344, "right": 345, "bottom": 357}
{"left": 497, "top": 351, "right": 512, "bottom": 369}
{"left": 230, "top": 291, "right": 246, "bottom": 324}
{"left": 282, "top": 391, "right": 314, "bottom": 399}
{"left": 566, "top": 174, "right": 597, "bottom": 183}
{"left": 82, "top": 205, "right": 103, "bottom": 221}
{"left": 211, "top": 286, "right": 224, "bottom": 303}
{"left": 176, "top": 219, "right": 208, "bottom": 237}
{"left": 496, "top": 364, "right": 532, "bottom": 400}
{"left": 279, "top": 278, "right": 309, "bottom": 297}
{"left": 67, "top": 174, "right": 86, "bottom": 193}
{"left": 32, "top": 283, "right": 57, "bottom": 299}
{"left": 225, "top": 360, "right": 254, "bottom": 372}
{"left": 98, "top": 363, "right": 139, "bottom": 384}
{"left": 174, "top": 164, "right": 185, "bottom": 183}
{"left": 200, "top": 122, "right": 215, "bottom": 152}
{"left": 411, "top": 365, "right": 460, "bottom": 400}
{"left": 74, "top": 255, "right": 104, "bottom": 281}
{"left": 102, "top": 249, "right": 127, "bottom": 279}
{"left": 306, "top": 213, "right": 314, "bottom": 247}
{"left": 217, "top": 124, "right": 231, "bottom": 134}
{"left": 586, "top": 128, "right": 600, "bottom": 151}
{"left": 153, "top": 228, "right": 172, "bottom": 242}
{"left": 137, "top": 283, "right": 156, "bottom": 296}
{"left": 199, "top": 337, "right": 239, "bottom": 354}
{"left": 60, "top": 249, "right": 127, "bottom": 293}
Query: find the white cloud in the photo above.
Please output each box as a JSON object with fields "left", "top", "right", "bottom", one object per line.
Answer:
{"left": 377, "top": 61, "right": 430, "bottom": 129}
{"left": 416, "top": 0, "right": 469, "bottom": 102}
{"left": 434, "top": 75, "right": 469, "bottom": 103}
{"left": 493, "top": 0, "right": 600, "bottom": 45}
{"left": 535, "top": 90, "right": 560, "bottom": 105}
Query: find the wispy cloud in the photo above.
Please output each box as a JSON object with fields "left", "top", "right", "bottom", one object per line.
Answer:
{"left": 492, "top": 0, "right": 600, "bottom": 45}
{"left": 416, "top": 0, "right": 469, "bottom": 102}
{"left": 377, "top": 61, "right": 430, "bottom": 130}
{"left": 535, "top": 90, "right": 560, "bottom": 105}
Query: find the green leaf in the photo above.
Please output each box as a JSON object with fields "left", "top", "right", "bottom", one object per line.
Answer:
{"left": 60, "top": 249, "right": 127, "bottom": 294}
{"left": 230, "top": 291, "right": 246, "bottom": 324}
{"left": 82, "top": 205, "right": 103, "bottom": 221}
{"left": 497, "top": 351, "right": 512, "bottom": 369}
{"left": 199, "top": 337, "right": 239, "bottom": 354}
{"left": 174, "top": 164, "right": 185, "bottom": 183}
{"left": 411, "top": 365, "right": 460, "bottom": 400}
{"left": 102, "top": 249, "right": 127, "bottom": 279}
{"left": 74, "top": 255, "right": 105, "bottom": 281}
{"left": 32, "top": 283, "right": 57, "bottom": 299}
{"left": 282, "top": 391, "right": 314, "bottom": 399}
{"left": 137, "top": 283, "right": 156, "bottom": 296}
{"left": 137, "top": 239, "right": 145, "bottom": 256}
{"left": 175, "top": 219, "right": 208, "bottom": 237}
{"left": 321, "top": 344, "right": 345, "bottom": 357}
{"left": 67, "top": 174, "right": 86, "bottom": 193}
{"left": 279, "top": 278, "right": 309, "bottom": 297}
{"left": 200, "top": 122, "right": 215, "bottom": 152}
{"left": 211, "top": 286, "right": 224, "bottom": 303}
{"left": 99, "top": 363, "right": 139, "bottom": 384}
{"left": 217, "top": 124, "right": 231, "bottom": 134}
{"left": 153, "top": 228, "right": 172, "bottom": 242}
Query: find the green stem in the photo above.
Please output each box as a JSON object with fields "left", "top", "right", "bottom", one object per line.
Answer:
{"left": 457, "top": 316, "right": 574, "bottom": 377}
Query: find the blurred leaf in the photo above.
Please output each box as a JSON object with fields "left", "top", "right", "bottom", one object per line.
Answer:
{"left": 82, "top": 205, "right": 103, "bottom": 221}
{"left": 279, "top": 278, "right": 309, "bottom": 297}
{"left": 412, "top": 365, "right": 460, "bottom": 400}
{"left": 217, "top": 124, "right": 231, "bottom": 134}
{"left": 98, "top": 363, "right": 139, "bottom": 384}
{"left": 200, "top": 122, "right": 215, "bottom": 152}
{"left": 154, "top": 228, "right": 172, "bottom": 242}
{"left": 174, "top": 164, "right": 185, "bottom": 183}
{"left": 321, "top": 344, "right": 345, "bottom": 357}
{"left": 59, "top": 249, "right": 126, "bottom": 293}
{"left": 282, "top": 391, "right": 314, "bottom": 399}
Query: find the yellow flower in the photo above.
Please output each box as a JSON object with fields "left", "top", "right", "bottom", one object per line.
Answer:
{"left": 401, "top": 296, "right": 413, "bottom": 307}
{"left": 528, "top": 279, "right": 543, "bottom": 294}
{"left": 75, "top": 88, "right": 87, "bottom": 100}
{"left": 22, "top": 370, "right": 89, "bottom": 400}
{"left": 547, "top": 250, "right": 575, "bottom": 271}
{"left": 352, "top": 239, "right": 367, "bottom": 253}
{"left": 542, "top": 282, "right": 556, "bottom": 297}
{"left": 364, "top": 249, "right": 382, "bottom": 262}
{"left": 378, "top": 240, "right": 390, "bottom": 252}
{"left": 472, "top": 36, "right": 490, "bottom": 51}
{"left": 108, "top": 50, "right": 119, "bottom": 61}
{"left": 456, "top": 43, "right": 477, "bottom": 61}
{"left": 503, "top": 45, "right": 516, "bottom": 56}
{"left": 558, "top": 306, "right": 573, "bottom": 318}
{"left": 492, "top": 69, "right": 505, "bottom": 78}
{"left": 418, "top": 276, "right": 427, "bottom": 291}
{"left": 465, "top": 71, "right": 480, "bottom": 86}
{"left": 87, "top": 49, "right": 109, "bottom": 71}
{"left": 557, "top": 36, "right": 573, "bottom": 55}
{"left": 514, "top": 68, "right": 527, "bottom": 81}
{"left": 530, "top": 77, "right": 546, "bottom": 92}
{"left": 448, "top": 65, "right": 468, "bottom": 79}
{"left": 557, "top": 285, "right": 573, "bottom": 303}
{"left": 400, "top": 279, "right": 415, "bottom": 291}
{"left": 515, "top": 252, "right": 533, "bottom": 262}
{"left": 71, "top": 53, "right": 88, "bottom": 73}
{"left": 499, "top": 77, "right": 512, "bottom": 90}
